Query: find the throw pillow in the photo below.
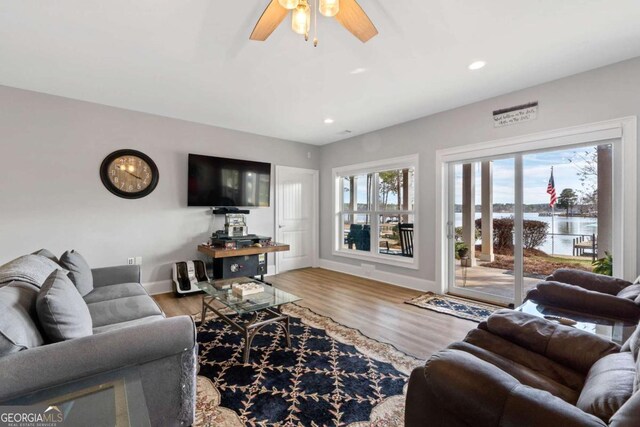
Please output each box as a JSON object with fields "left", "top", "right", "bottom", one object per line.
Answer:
{"left": 0, "top": 254, "right": 67, "bottom": 290}
{"left": 31, "top": 249, "right": 60, "bottom": 264}
{"left": 36, "top": 270, "right": 93, "bottom": 342}
{"left": 0, "top": 282, "right": 44, "bottom": 356}
{"left": 59, "top": 250, "right": 93, "bottom": 296}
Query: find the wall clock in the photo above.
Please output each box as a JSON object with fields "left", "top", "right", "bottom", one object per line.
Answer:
{"left": 100, "top": 149, "right": 159, "bottom": 199}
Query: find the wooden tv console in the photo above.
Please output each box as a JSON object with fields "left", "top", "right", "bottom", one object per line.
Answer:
{"left": 197, "top": 243, "right": 289, "bottom": 259}
{"left": 197, "top": 243, "right": 290, "bottom": 280}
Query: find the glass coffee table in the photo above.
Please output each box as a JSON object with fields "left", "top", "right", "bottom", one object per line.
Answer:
{"left": 197, "top": 277, "right": 301, "bottom": 363}
{"left": 4, "top": 366, "right": 150, "bottom": 426}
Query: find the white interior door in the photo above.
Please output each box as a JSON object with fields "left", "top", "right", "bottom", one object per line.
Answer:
{"left": 275, "top": 166, "right": 319, "bottom": 272}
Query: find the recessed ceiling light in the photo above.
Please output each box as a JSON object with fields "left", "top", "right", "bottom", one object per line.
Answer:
{"left": 468, "top": 60, "right": 486, "bottom": 71}
{"left": 350, "top": 67, "right": 367, "bottom": 75}
{"left": 324, "top": 118, "right": 335, "bottom": 124}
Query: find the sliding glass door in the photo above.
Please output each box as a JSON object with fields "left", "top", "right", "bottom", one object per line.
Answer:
{"left": 448, "top": 156, "right": 519, "bottom": 305}
{"left": 446, "top": 142, "right": 614, "bottom": 306}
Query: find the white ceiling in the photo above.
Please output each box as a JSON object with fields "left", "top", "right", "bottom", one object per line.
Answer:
{"left": 1, "top": 1, "right": 640, "bottom": 145}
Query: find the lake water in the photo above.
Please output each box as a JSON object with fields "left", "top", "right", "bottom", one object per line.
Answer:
{"left": 454, "top": 212, "right": 598, "bottom": 256}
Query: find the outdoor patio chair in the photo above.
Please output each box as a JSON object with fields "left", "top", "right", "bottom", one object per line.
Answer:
{"left": 399, "top": 223, "right": 414, "bottom": 257}
{"left": 525, "top": 269, "right": 640, "bottom": 321}
{"left": 347, "top": 224, "right": 371, "bottom": 251}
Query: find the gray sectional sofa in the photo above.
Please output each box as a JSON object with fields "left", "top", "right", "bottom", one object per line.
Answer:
{"left": 0, "top": 251, "right": 197, "bottom": 426}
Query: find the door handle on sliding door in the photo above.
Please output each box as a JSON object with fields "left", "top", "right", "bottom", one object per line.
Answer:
{"left": 446, "top": 221, "right": 454, "bottom": 239}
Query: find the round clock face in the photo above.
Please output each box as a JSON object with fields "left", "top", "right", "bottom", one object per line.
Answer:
{"left": 100, "top": 150, "right": 159, "bottom": 199}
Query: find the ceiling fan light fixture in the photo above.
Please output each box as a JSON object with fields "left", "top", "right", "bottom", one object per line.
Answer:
{"left": 278, "top": 0, "right": 299, "bottom": 10}
{"left": 319, "top": 0, "right": 339, "bottom": 17}
{"left": 292, "top": 0, "right": 311, "bottom": 35}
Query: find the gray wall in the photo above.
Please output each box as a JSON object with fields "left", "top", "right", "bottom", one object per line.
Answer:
{"left": 2, "top": 57, "right": 639, "bottom": 293}
{"left": 0, "top": 86, "right": 320, "bottom": 286}
{"left": 319, "top": 57, "right": 640, "bottom": 289}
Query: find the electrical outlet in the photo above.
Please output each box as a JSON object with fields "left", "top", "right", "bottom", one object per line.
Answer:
{"left": 127, "top": 257, "right": 135, "bottom": 265}
{"left": 135, "top": 256, "right": 142, "bottom": 265}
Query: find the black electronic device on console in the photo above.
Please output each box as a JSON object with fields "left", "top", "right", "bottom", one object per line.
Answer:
{"left": 210, "top": 231, "right": 272, "bottom": 250}
{"left": 208, "top": 231, "right": 272, "bottom": 279}
{"left": 212, "top": 253, "right": 268, "bottom": 280}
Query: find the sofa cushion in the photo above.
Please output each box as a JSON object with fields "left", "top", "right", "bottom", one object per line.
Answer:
{"left": 0, "top": 254, "right": 66, "bottom": 289}
{"left": 59, "top": 250, "right": 93, "bottom": 296}
{"left": 83, "top": 282, "right": 147, "bottom": 304}
{"left": 36, "top": 270, "right": 93, "bottom": 342}
{"left": 549, "top": 269, "right": 632, "bottom": 294}
{"left": 636, "top": 355, "right": 640, "bottom": 394}
{"left": 621, "top": 323, "right": 640, "bottom": 360}
{"left": 87, "top": 295, "right": 163, "bottom": 328}
{"left": 484, "top": 309, "right": 619, "bottom": 374}
{"left": 464, "top": 328, "right": 585, "bottom": 391}
{"left": 609, "top": 390, "right": 640, "bottom": 426}
{"left": 31, "top": 249, "right": 60, "bottom": 264}
{"left": 449, "top": 341, "right": 579, "bottom": 404}
{"left": 577, "top": 352, "right": 635, "bottom": 422}
{"left": 617, "top": 284, "right": 640, "bottom": 301}
{"left": 0, "top": 282, "right": 44, "bottom": 356}
{"left": 92, "top": 315, "right": 165, "bottom": 334}
{"left": 527, "top": 281, "right": 640, "bottom": 321}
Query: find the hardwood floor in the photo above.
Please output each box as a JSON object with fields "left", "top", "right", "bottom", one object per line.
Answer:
{"left": 153, "top": 268, "right": 475, "bottom": 359}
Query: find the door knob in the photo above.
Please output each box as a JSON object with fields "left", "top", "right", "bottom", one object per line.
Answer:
{"left": 279, "top": 225, "right": 284, "bottom": 229}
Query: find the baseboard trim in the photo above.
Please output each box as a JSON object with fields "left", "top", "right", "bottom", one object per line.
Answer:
{"left": 143, "top": 280, "right": 174, "bottom": 295}
{"left": 318, "top": 259, "right": 437, "bottom": 293}
{"left": 143, "top": 265, "right": 278, "bottom": 296}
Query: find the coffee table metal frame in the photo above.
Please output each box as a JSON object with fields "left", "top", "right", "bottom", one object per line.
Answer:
{"left": 198, "top": 278, "right": 299, "bottom": 363}
{"left": 201, "top": 297, "right": 292, "bottom": 363}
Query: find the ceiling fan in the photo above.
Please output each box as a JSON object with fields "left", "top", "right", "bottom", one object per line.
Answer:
{"left": 250, "top": 0, "right": 378, "bottom": 45}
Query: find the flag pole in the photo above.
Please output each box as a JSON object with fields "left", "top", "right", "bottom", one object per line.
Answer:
{"left": 551, "top": 166, "right": 555, "bottom": 255}
{"left": 551, "top": 205, "right": 555, "bottom": 255}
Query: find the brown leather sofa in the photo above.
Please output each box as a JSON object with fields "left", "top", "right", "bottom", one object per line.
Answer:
{"left": 526, "top": 269, "right": 640, "bottom": 321}
{"left": 405, "top": 309, "right": 640, "bottom": 427}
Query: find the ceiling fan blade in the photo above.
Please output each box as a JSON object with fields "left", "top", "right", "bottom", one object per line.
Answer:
{"left": 250, "top": 0, "right": 289, "bottom": 41}
{"left": 334, "top": 0, "right": 378, "bottom": 43}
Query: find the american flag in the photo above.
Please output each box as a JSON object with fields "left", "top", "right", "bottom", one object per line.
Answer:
{"left": 547, "top": 167, "right": 558, "bottom": 207}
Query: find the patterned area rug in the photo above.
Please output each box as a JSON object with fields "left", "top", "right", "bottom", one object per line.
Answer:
{"left": 193, "top": 304, "right": 422, "bottom": 426}
{"left": 405, "top": 292, "right": 502, "bottom": 322}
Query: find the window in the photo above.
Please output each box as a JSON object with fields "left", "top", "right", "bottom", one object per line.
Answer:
{"left": 333, "top": 155, "right": 418, "bottom": 268}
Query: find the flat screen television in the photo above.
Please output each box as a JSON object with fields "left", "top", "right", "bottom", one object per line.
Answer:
{"left": 188, "top": 154, "right": 271, "bottom": 207}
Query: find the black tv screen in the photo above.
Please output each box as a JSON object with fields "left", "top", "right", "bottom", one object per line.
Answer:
{"left": 188, "top": 154, "right": 271, "bottom": 207}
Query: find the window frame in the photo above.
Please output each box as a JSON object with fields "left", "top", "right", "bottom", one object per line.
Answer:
{"left": 332, "top": 154, "right": 419, "bottom": 269}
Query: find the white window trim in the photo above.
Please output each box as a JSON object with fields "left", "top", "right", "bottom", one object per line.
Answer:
{"left": 332, "top": 154, "right": 419, "bottom": 269}
{"left": 435, "top": 116, "right": 638, "bottom": 297}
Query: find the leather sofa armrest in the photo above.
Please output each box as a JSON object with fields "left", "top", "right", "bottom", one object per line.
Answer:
{"left": 527, "top": 281, "right": 640, "bottom": 321}
{"left": 0, "top": 315, "right": 196, "bottom": 402}
{"left": 412, "top": 349, "right": 605, "bottom": 427}
{"left": 548, "top": 269, "right": 631, "bottom": 295}
{"left": 482, "top": 309, "right": 619, "bottom": 373}
{"left": 92, "top": 264, "right": 141, "bottom": 287}
{"left": 610, "top": 391, "right": 640, "bottom": 427}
